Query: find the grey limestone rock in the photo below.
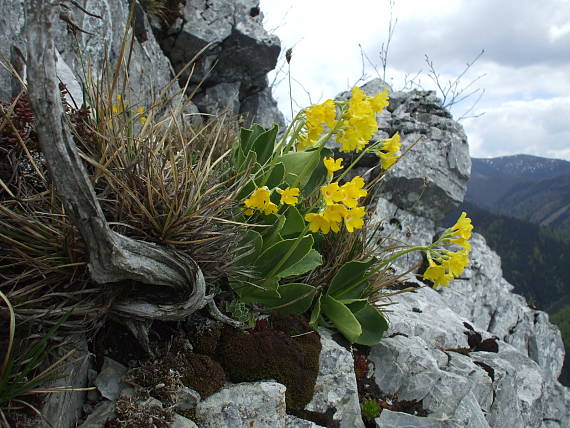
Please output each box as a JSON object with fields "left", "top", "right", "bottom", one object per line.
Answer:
{"left": 382, "top": 89, "right": 471, "bottom": 221}
{"left": 240, "top": 84, "right": 286, "bottom": 129}
{"left": 305, "top": 328, "right": 365, "bottom": 428}
{"left": 438, "top": 233, "right": 566, "bottom": 381}
{"left": 159, "top": 0, "right": 283, "bottom": 127}
{"left": 77, "top": 400, "right": 116, "bottom": 428}
{"left": 0, "top": 0, "right": 179, "bottom": 107}
{"left": 40, "top": 336, "right": 91, "bottom": 428}
{"left": 370, "top": 198, "right": 437, "bottom": 270}
{"left": 376, "top": 409, "right": 449, "bottom": 428}
{"left": 94, "top": 357, "right": 128, "bottom": 402}
{"left": 334, "top": 79, "right": 471, "bottom": 221}
{"left": 366, "top": 236, "right": 570, "bottom": 427}
{"left": 174, "top": 386, "right": 201, "bottom": 412}
{"left": 193, "top": 82, "right": 241, "bottom": 116}
{"left": 195, "top": 381, "right": 315, "bottom": 428}
{"left": 170, "top": 414, "right": 199, "bottom": 428}
{"left": 166, "top": 0, "right": 279, "bottom": 86}
{"left": 0, "top": 0, "right": 25, "bottom": 100}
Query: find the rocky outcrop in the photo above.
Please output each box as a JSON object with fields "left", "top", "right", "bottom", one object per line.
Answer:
{"left": 366, "top": 85, "right": 570, "bottom": 426}
{"left": 305, "top": 328, "right": 364, "bottom": 428}
{"left": 0, "top": 0, "right": 283, "bottom": 127}
{"left": 157, "top": 0, "right": 282, "bottom": 125}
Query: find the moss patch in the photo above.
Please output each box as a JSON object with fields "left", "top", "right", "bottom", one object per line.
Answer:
{"left": 126, "top": 349, "right": 226, "bottom": 405}
{"left": 216, "top": 315, "right": 321, "bottom": 410}
{"left": 181, "top": 353, "right": 226, "bottom": 399}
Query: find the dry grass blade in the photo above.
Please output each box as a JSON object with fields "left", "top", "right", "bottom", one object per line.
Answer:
{"left": 0, "top": 291, "right": 15, "bottom": 382}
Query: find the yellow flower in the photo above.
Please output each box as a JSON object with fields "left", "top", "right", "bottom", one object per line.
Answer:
{"left": 344, "top": 206, "right": 365, "bottom": 232}
{"left": 444, "top": 250, "right": 470, "bottom": 277}
{"left": 262, "top": 201, "right": 279, "bottom": 215}
{"left": 244, "top": 187, "right": 271, "bottom": 210}
{"left": 423, "top": 259, "right": 454, "bottom": 287}
{"left": 450, "top": 236, "right": 471, "bottom": 251}
{"left": 244, "top": 187, "right": 277, "bottom": 215}
{"left": 322, "top": 204, "right": 347, "bottom": 223}
{"left": 323, "top": 157, "right": 343, "bottom": 177}
{"left": 321, "top": 182, "right": 344, "bottom": 205}
{"left": 450, "top": 212, "right": 473, "bottom": 240}
{"left": 305, "top": 212, "right": 331, "bottom": 234}
{"left": 276, "top": 187, "right": 300, "bottom": 205}
{"left": 370, "top": 88, "right": 389, "bottom": 113}
{"left": 137, "top": 106, "right": 147, "bottom": 125}
{"left": 298, "top": 99, "right": 337, "bottom": 150}
{"left": 245, "top": 208, "right": 254, "bottom": 216}
{"left": 340, "top": 176, "right": 367, "bottom": 208}
{"left": 337, "top": 87, "right": 388, "bottom": 153}
{"left": 112, "top": 95, "right": 125, "bottom": 114}
{"left": 380, "top": 132, "right": 401, "bottom": 170}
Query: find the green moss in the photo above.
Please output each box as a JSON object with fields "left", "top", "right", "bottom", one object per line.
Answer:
{"left": 361, "top": 399, "right": 381, "bottom": 420}
{"left": 217, "top": 315, "right": 321, "bottom": 410}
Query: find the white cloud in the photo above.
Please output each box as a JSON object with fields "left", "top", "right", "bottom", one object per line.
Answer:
{"left": 464, "top": 97, "right": 570, "bottom": 160}
{"left": 260, "top": 0, "right": 570, "bottom": 160}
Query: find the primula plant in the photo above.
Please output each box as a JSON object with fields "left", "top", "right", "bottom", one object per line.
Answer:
{"left": 228, "top": 87, "right": 474, "bottom": 345}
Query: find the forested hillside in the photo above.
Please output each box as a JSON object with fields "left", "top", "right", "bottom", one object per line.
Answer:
{"left": 466, "top": 155, "right": 570, "bottom": 236}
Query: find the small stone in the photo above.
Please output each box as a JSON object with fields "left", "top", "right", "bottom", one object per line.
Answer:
{"left": 175, "top": 386, "right": 201, "bottom": 411}
{"left": 77, "top": 400, "right": 116, "bottom": 428}
{"left": 94, "top": 357, "right": 128, "bottom": 401}
{"left": 170, "top": 414, "right": 199, "bottom": 428}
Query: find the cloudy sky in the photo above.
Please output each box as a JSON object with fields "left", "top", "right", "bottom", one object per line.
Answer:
{"left": 259, "top": 0, "right": 570, "bottom": 160}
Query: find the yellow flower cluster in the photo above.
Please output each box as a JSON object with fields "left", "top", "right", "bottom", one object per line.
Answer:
{"left": 379, "top": 132, "right": 401, "bottom": 170}
{"left": 298, "top": 99, "right": 337, "bottom": 150}
{"left": 304, "top": 173, "right": 368, "bottom": 234}
{"left": 244, "top": 186, "right": 299, "bottom": 216}
{"left": 423, "top": 212, "right": 473, "bottom": 287}
{"left": 337, "top": 87, "right": 389, "bottom": 153}
{"left": 112, "top": 95, "right": 147, "bottom": 125}
{"left": 423, "top": 250, "right": 470, "bottom": 287}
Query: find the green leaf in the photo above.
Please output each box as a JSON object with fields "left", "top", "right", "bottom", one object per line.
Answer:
{"left": 232, "top": 277, "right": 280, "bottom": 303}
{"left": 280, "top": 150, "right": 321, "bottom": 188}
{"left": 349, "top": 302, "right": 389, "bottom": 346}
{"left": 309, "top": 295, "right": 322, "bottom": 328}
{"left": 281, "top": 206, "right": 305, "bottom": 238}
{"left": 262, "top": 162, "right": 285, "bottom": 189}
{"left": 327, "top": 258, "right": 376, "bottom": 300}
{"left": 337, "top": 298, "right": 368, "bottom": 305}
{"left": 252, "top": 124, "right": 279, "bottom": 166}
{"left": 235, "top": 230, "right": 263, "bottom": 267}
{"left": 261, "top": 215, "right": 286, "bottom": 252}
{"left": 278, "top": 249, "right": 322, "bottom": 278}
{"left": 302, "top": 147, "right": 332, "bottom": 197}
{"left": 322, "top": 295, "right": 362, "bottom": 343}
{"left": 255, "top": 283, "right": 317, "bottom": 314}
{"left": 254, "top": 235, "right": 314, "bottom": 278}
{"left": 231, "top": 139, "right": 245, "bottom": 170}
{"left": 240, "top": 125, "right": 264, "bottom": 155}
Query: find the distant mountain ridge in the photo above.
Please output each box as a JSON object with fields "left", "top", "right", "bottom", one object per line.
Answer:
{"left": 471, "top": 154, "right": 570, "bottom": 179}
{"left": 466, "top": 154, "right": 570, "bottom": 236}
